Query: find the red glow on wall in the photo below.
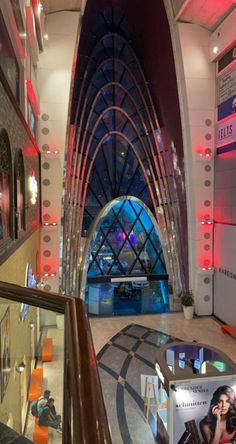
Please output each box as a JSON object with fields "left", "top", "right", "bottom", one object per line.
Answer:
{"left": 45, "top": 150, "right": 59, "bottom": 155}
{"left": 196, "top": 211, "right": 213, "bottom": 222}
{"left": 194, "top": 146, "right": 212, "bottom": 158}
{"left": 194, "top": 146, "right": 205, "bottom": 155}
{"left": 24, "top": 145, "right": 38, "bottom": 156}
{"left": 26, "top": 80, "right": 39, "bottom": 116}
{"left": 31, "top": 219, "right": 40, "bottom": 229}
{"left": 43, "top": 222, "right": 58, "bottom": 227}
{"left": 43, "top": 272, "right": 57, "bottom": 278}
{"left": 199, "top": 257, "right": 212, "bottom": 267}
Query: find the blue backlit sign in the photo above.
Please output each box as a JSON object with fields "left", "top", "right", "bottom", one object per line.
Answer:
{"left": 218, "top": 94, "right": 236, "bottom": 120}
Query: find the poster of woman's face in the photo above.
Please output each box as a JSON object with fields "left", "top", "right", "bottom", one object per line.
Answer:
{"left": 172, "top": 379, "right": 236, "bottom": 444}
{"left": 0, "top": 307, "right": 10, "bottom": 402}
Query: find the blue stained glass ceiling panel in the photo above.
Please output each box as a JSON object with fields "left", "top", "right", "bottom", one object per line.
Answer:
{"left": 88, "top": 198, "right": 167, "bottom": 278}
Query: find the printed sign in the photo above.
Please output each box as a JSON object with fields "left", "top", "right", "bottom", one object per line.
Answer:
{"left": 140, "top": 374, "right": 158, "bottom": 399}
{"left": 171, "top": 378, "right": 236, "bottom": 444}
{"left": 218, "top": 45, "right": 236, "bottom": 72}
{"left": 217, "top": 65, "right": 236, "bottom": 106}
{"left": 216, "top": 114, "right": 236, "bottom": 149}
{"left": 218, "top": 94, "right": 236, "bottom": 120}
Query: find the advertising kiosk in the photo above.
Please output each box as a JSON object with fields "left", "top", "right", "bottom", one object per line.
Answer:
{"left": 155, "top": 342, "right": 236, "bottom": 443}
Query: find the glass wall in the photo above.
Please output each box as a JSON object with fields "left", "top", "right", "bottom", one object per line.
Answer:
{"left": 86, "top": 198, "right": 169, "bottom": 316}
{"left": 88, "top": 199, "right": 166, "bottom": 277}
{"left": 86, "top": 280, "right": 169, "bottom": 316}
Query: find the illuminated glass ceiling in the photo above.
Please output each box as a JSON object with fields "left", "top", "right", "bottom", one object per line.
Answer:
{"left": 88, "top": 198, "right": 167, "bottom": 277}
{"left": 62, "top": 6, "right": 188, "bottom": 296}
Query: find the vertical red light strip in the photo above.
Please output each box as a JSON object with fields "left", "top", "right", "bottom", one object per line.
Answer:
{"left": 26, "top": 80, "right": 39, "bottom": 115}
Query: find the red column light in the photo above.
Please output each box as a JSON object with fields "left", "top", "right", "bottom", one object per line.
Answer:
{"left": 26, "top": 80, "right": 39, "bottom": 116}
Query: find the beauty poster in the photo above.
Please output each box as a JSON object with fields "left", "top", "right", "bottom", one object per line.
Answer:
{"left": 171, "top": 378, "right": 236, "bottom": 444}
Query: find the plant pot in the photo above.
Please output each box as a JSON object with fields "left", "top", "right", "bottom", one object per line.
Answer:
{"left": 183, "top": 306, "right": 194, "bottom": 320}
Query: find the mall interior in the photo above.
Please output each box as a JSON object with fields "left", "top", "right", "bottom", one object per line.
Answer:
{"left": 0, "top": 0, "right": 236, "bottom": 443}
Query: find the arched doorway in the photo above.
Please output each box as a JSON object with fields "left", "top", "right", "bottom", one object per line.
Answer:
{"left": 83, "top": 197, "right": 169, "bottom": 316}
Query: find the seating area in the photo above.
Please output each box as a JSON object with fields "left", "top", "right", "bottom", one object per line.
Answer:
{"left": 33, "top": 422, "right": 48, "bottom": 444}
{"left": 42, "top": 338, "right": 53, "bottom": 362}
{"left": 28, "top": 368, "right": 43, "bottom": 402}
{"left": 28, "top": 338, "right": 53, "bottom": 442}
{"left": 221, "top": 324, "right": 236, "bottom": 338}
{"left": 25, "top": 329, "right": 63, "bottom": 444}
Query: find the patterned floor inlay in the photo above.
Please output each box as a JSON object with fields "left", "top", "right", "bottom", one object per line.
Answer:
{"left": 97, "top": 323, "right": 177, "bottom": 444}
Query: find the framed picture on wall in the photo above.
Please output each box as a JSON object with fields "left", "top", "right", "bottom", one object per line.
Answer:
{"left": 0, "top": 307, "right": 10, "bottom": 402}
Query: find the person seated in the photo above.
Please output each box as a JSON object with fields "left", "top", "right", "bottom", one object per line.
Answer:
{"left": 37, "top": 390, "right": 51, "bottom": 414}
{"left": 38, "top": 398, "right": 62, "bottom": 432}
{"left": 48, "top": 397, "right": 62, "bottom": 427}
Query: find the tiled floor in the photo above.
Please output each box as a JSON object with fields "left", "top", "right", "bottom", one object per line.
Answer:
{"left": 97, "top": 323, "right": 171, "bottom": 443}
{"left": 90, "top": 313, "right": 236, "bottom": 361}
{"left": 90, "top": 313, "right": 236, "bottom": 444}
{"left": 24, "top": 313, "right": 236, "bottom": 444}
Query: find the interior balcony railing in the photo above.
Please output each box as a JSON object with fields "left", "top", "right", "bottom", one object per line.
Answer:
{"left": 0, "top": 281, "right": 111, "bottom": 444}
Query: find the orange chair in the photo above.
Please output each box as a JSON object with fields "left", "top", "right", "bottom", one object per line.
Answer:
{"left": 42, "top": 338, "right": 53, "bottom": 362}
{"left": 33, "top": 423, "right": 48, "bottom": 444}
{"left": 28, "top": 368, "right": 43, "bottom": 401}
{"left": 221, "top": 324, "right": 236, "bottom": 338}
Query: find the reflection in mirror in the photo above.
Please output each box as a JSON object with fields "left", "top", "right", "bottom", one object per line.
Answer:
{"left": 0, "top": 297, "right": 64, "bottom": 443}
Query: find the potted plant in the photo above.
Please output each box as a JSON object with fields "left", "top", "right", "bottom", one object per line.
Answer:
{"left": 181, "top": 290, "right": 194, "bottom": 320}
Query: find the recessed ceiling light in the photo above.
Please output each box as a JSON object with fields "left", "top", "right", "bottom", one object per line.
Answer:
{"left": 213, "top": 46, "right": 218, "bottom": 54}
{"left": 44, "top": 34, "right": 49, "bottom": 40}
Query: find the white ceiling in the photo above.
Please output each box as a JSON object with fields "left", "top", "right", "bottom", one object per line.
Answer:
{"left": 41, "top": 0, "right": 236, "bottom": 31}
{"left": 41, "top": 0, "right": 82, "bottom": 14}
{"left": 172, "top": 0, "right": 236, "bottom": 31}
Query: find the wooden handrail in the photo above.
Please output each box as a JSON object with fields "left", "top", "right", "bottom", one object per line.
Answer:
{"left": 0, "top": 281, "right": 111, "bottom": 444}
{"left": 69, "top": 298, "right": 112, "bottom": 443}
{"left": 0, "top": 280, "right": 72, "bottom": 313}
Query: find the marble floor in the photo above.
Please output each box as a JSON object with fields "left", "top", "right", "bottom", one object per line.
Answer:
{"left": 96, "top": 323, "right": 171, "bottom": 444}
{"left": 90, "top": 313, "right": 236, "bottom": 362}
{"left": 23, "top": 313, "right": 236, "bottom": 444}
{"left": 90, "top": 313, "right": 236, "bottom": 444}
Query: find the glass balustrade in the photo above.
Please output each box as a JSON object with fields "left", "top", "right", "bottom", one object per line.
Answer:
{"left": 0, "top": 296, "right": 64, "bottom": 443}
{"left": 0, "top": 281, "right": 111, "bottom": 444}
